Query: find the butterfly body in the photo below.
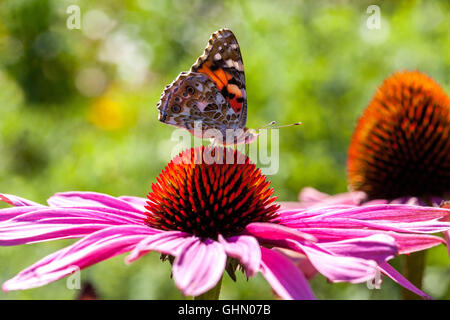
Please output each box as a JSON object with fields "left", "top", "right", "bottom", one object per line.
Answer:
{"left": 157, "top": 28, "right": 257, "bottom": 145}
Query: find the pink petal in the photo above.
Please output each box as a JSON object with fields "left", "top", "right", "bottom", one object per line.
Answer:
{"left": 294, "top": 242, "right": 379, "bottom": 283}
{"left": 117, "top": 195, "right": 148, "bottom": 211}
{"left": 218, "top": 235, "right": 261, "bottom": 277}
{"left": 126, "top": 231, "right": 191, "bottom": 263}
{"left": 172, "top": 238, "right": 226, "bottom": 297}
{"left": 0, "top": 206, "right": 45, "bottom": 222}
{"left": 319, "top": 235, "right": 397, "bottom": 263}
{"left": 2, "top": 225, "right": 157, "bottom": 291}
{"left": 278, "top": 201, "right": 308, "bottom": 210}
{"left": 298, "top": 187, "right": 365, "bottom": 207}
{"left": 244, "top": 222, "right": 316, "bottom": 244}
{"left": 295, "top": 227, "right": 445, "bottom": 254}
{"left": 307, "top": 204, "right": 450, "bottom": 223}
{"left": 0, "top": 207, "right": 147, "bottom": 245}
{"left": 298, "top": 187, "right": 332, "bottom": 204}
{"left": 5, "top": 207, "right": 145, "bottom": 224}
{"left": 442, "top": 203, "right": 450, "bottom": 256}
{"left": 274, "top": 248, "right": 318, "bottom": 280}
{"left": 47, "top": 191, "right": 144, "bottom": 214}
{"left": 277, "top": 205, "right": 355, "bottom": 222}
{"left": 378, "top": 262, "right": 432, "bottom": 299}
{"left": 0, "top": 223, "right": 113, "bottom": 245}
{"left": 0, "top": 194, "right": 43, "bottom": 207}
{"left": 283, "top": 216, "right": 450, "bottom": 234}
{"left": 259, "top": 247, "right": 315, "bottom": 300}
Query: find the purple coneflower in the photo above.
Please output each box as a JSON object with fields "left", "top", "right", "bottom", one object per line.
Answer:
{"left": 1, "top": 146, "right": 449, "bottom": 299}
{"left": 296, "top": 71, "right": 450, "bottom": 297}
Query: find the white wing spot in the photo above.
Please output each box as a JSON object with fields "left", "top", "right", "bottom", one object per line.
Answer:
{"left": 234, "top": 61, "right": 244, "bottom": 71}
{"left": 214, "top": 53, "right": 221, "bottom": 61}
{"left": 216, "top": 92, "right": 226, "bottom": 105}
{"left": 225, "top": 59, "right": 234, "bottom": 68}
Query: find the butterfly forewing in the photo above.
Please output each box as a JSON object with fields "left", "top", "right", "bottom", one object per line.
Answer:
{"left": 190, "top": 28, "right": 247, "bottom": 127}
{"left": 157, "top": 28, "right": 255, "bottom": 144}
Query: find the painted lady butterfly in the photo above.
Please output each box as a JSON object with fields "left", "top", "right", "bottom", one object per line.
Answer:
{"left": 157, "top": 28, "right": 299, "bottom": 145}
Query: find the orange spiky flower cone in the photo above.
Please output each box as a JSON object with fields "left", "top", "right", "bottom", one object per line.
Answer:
{"left": 347, "top": 71, "right": 450, "bottom": 299}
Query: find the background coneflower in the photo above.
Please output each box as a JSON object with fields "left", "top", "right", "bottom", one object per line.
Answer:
{"left": 299, "top": 71, "right": 449, "bottom": 299}
{"left": 348, "top": 71, "right": 449, "bottom": 298}
{"left": 347, "top": 71, "right": 449, "bottom": 202}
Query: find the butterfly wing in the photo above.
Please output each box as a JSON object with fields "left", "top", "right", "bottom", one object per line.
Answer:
{"left": 157, "top": 71, "right": 239, "bottom": 133}
{"left": 190, "top": 28, "right": 247, "bottom": 128}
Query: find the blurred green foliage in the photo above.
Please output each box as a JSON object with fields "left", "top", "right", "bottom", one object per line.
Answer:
{"left": 0, "top": 0, "right": 449, "bottom": 299}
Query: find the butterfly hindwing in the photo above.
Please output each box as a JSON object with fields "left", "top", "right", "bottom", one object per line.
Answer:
{"left": 156, "top": 72, "right": 242, "bottom": 132}
{"left": 191, "top": 28, "right": 247, "bottom": 127}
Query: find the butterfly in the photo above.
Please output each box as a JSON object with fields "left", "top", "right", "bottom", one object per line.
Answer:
{"left": 157, "top": 28, "right": 300, "bottom": 145}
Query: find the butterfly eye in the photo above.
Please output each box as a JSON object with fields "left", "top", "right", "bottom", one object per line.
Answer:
{"left": 171, "top": 105, "right": 181, "bottom": 113}
{"left": 186, "top": 86, "right": 195, "bottom": 95}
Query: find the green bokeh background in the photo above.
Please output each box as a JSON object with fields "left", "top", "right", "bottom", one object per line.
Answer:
{"left": 0, "top": 0, "right": 449, "bottom": 299}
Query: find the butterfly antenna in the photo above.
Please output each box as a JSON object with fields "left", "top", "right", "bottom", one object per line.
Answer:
{"left": 271, "top": 122, "right": 302, "bottom": 129}
{"left": 256, "top": 121, "right": 276, "bottom": 131}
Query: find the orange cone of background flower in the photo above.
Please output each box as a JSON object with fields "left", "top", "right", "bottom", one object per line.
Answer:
{"left": 297, "top": 71, "right": 449, "bottom": 299}
{"left": 347, "top": 71, "right": 449, "bottom": 202}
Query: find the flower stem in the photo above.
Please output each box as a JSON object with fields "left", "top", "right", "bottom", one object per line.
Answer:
{"left": 194, "top": 276, "right": 223, "bottom": 300}
{"left": 402, "top": 251, "right": 426, "bottom": 300}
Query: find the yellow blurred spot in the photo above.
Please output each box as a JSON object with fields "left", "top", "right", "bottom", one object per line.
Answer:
{"left": 87, "top": 97, "right": 126, "bottom": 130}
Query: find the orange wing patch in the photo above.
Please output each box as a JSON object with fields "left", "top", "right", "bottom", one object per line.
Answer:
{"left": 197, "top": 63, "right": 244, "bottom": 114}
{"left": 197, "top": 62, "right": 230, "bottom": 89}
{"left": 226, "top": 84, "right": 244, "bottom": 113}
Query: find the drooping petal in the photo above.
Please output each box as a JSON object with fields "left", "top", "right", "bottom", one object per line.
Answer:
{"left": 218, "top": 235, "right": 261, "bottom": 277}
{"left": 273, "top": 248, "right": 318, "bottom": 280}
{"left": 283, "top": 204, "right": 450, "bottom": 224}
{"left": 319, "top": 235, "right": 397, "bottom": 263}
{"left": 2, "top": 225, "right": 158, "bottom": 291}
{"left": 378, "top": 262, "right": 432, "bottom": 300}
{"left": 0, "top": 194, "right": 43, "bottom": 207}
{"left": 172, "top": 238, "right": 227, "bottom": 297}
{"left": 325, "top": 204, "right": 450, "bottom": 223}
{"left": 259, "top": 247, "right": 315, "bottom": 300}
{"left": 292, "top": 242, "right": 379, "bottom": 283}
{"left": 47, "top": 192, "right": 145, "bottom": 215}
{"left": 125, "top": 231, "right": 191, "bottom": 263}
{"left": 294, "top": 227, "right": 445, "bottom": 254}
{"left": 0, "top": 207, "right": 147, "bottom": 245}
